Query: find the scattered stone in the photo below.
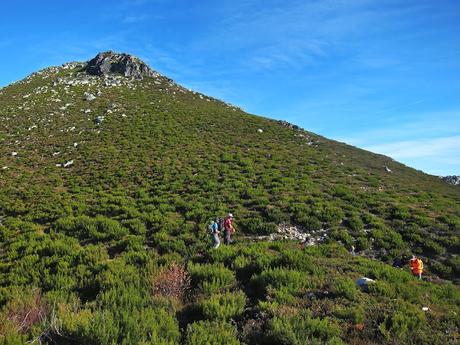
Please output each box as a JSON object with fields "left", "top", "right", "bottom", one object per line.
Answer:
{"left": 384, "top": 166, "right": 392, "bottom": 173}
{"left": 73, "top": 142, "right": 78, "bottom": 147}
{"left": 277, "top": 120, "right": 301, "bottom": 131}
{"left": 63, "top": 160, "right": 74, "bottom": 168}
{"left": 268, "top": 223, "right": 329, "bottom": 244}
{"left": 2, "top": 166, "right": 8, "bottom": 170}
{"left": 52, "top": 152, "right": 60, "bottom": 156}
{"left": 95, "top": 116, "right": 105, "bottom": 124}
{"left": 84, "top": 92, "right": 96, "bottom": 101}
{"left": 11, "top": 152, "right": 18, "bottom": 156}
{"left": 422, "top": 307, "right": 430, "bottom": 312}
{"left": 257, "top": 128, "right": 264, "bottom": 133}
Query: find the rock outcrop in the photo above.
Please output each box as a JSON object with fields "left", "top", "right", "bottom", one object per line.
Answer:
{"left": 84, "top": 51, "right": 159, "bottom": 79}
{"left": 441, "top": 175, "right": 460, "bottom": 186}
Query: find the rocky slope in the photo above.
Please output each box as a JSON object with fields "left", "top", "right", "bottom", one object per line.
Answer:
{"left": 441, "top": 175, "right": 460, "bottom": 186}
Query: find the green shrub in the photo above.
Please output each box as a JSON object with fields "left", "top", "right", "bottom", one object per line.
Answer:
{"left": 54, "top": 215, "right": 128, "bottom": 242}
{"left": 85, "top": 307, "right": 180, "bottom": 345}
{"left": 198, "top": 290, "right": 246, "bottom": 320}
{"left": 296, "top": 216, "right": 322, "bottom": 231}
{"left": 265, "top": 207, "right": 289, "bottom": 223}
{"left": 379, "top": 300, "right": 426, "bottom": 342}
{"left": 121, "top": 218, "right": 147, "bottom": 236}
{"left": 356, "top": 236, "right": 370, "bottom": 251}
{"left": 368, "top": 281, "right": 396, "bottom": 299}
{"left": 188, "top": 263, "right": 236, "bottom": 295}
{"left": 329, "top": 228, "right": 353, "bottom": 247}
{"left": 185, "top": 320, "right": 240, "bottom": 345}
{"left": 334, "top": 304, "right": 365, "bottom": 324}
{"left": 251, "top": 268, "right": 307, "bottom": 296}
{"left": 332, "top": 277, "right": 358, "bottom": 300}
{"left": 242, "top": 218, "right": 277, "bottom": 235}
{"left": 345, "top": 214, "right": 364, "bottom": 232}
{"left": 267, "top": 311, "right": 343, "bottom": 345}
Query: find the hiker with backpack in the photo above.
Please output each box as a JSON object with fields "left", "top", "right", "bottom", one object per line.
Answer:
{"left": 209, "top": 220, "right": 220, "bottom": 249}
{"left": 223, "top": 213, "right": 235, "bottom": 245}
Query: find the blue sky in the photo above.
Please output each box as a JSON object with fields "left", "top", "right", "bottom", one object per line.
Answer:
{"left": 1, "top": 0, "right": 459, "bottom": 175}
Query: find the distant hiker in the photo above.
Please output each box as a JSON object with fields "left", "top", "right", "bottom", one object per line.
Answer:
{"left": 223, "top": 213, "right": 235, "bottom": 245}
{"left": 409, "top": 255, "right": 423, "bottom": 280}
{"left": 209, "top": 220, "right": 220, "bottom": 249}
{"left": 350, "top": 245, "right": 356, "bottom": 257}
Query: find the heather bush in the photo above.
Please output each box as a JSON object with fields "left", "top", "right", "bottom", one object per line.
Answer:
{"left": 267, "top": 311, "right": 343, "bottom": 345}
{"left": 188, "top": 263, "right": 236, "bottom": 295}
{"left": 332, "top": 277, "right": 358, "bottom": 301}
{"left": 185, "top": 320, "right": 240, "bottom": 345}
{"left": 198, "top": 290, "right": 246, "bottom": 320}
{"left": 251, "top": 268, "right": 307, "bottom": 296}
{"left": 151, "top": 263, "right": 191, "bottom": 301}
{"left": 378, "top": 300, "right": 426, "bottom": 342}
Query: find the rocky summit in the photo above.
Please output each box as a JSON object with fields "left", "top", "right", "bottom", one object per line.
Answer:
{"left": 84, "top": 51, "right": 160, "bottom": 79}
{"left": 441, "top": 175, "right": 460, "bottom": 186}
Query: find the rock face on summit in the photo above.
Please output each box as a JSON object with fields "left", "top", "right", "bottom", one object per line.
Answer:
{"left": 84, "top": 51, "right": 159, "bottom": 79}
{"left": 441, "top": 175, "right": 460, "bottom": 186}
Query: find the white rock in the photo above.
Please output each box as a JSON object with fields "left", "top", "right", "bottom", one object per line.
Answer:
{"left": 52, "top": 152, "right": 60, "bottom": 156}
{"left": 257, "top": 129, "right": 264, "bottom": 133}
{"left": 84, "top": 92, "right": 96, "bottom": 101}
{"left": 95, "top": 116, "right": 105, "bottom": 124}
{"left": 63, "top": 160, "right": 74, "bottom": 168}
{"left": 11, "top": 152, "right": 18, "bottom": 156}
{"left": 73, "top": 142, "right": 78, "bottom": 147}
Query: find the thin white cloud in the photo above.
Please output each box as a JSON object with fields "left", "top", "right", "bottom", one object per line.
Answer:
{"left": 364, "top": 135, "right": 460, "bottom": 159}
{"left": 122, "top": 15, "right": 150, "bottom": 24}
{"left": 337, "top": 110, "right": 460, "bottom": 146}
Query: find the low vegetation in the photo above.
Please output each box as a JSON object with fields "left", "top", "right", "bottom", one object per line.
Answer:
{"left": 0, "top": 58, "right": 459, "bottom": 344}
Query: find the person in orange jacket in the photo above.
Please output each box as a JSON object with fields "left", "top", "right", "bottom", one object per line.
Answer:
{"left": 409, "top": 255, "right": 423, "bottom": 280}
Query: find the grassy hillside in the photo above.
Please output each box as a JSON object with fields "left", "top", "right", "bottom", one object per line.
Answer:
{"left": 0, "top": 57, "right": 459, "bottom": 344}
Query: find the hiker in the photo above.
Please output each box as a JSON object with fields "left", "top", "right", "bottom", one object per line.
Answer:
{"left": 223, "top": 213, "right": 235, "bottom": 245}
{"left": 409, "top": 255, "right": 423, "bottom": 280}
{"left": 350, "top": 245, "right": 356, "bottom": 257}
{"left": 209, "top": 220, "right": 220, "bottom": 249}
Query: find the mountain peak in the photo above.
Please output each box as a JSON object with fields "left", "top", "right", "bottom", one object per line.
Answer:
{"left": 84, "top": 51, "right": 159, "bottom": 79}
